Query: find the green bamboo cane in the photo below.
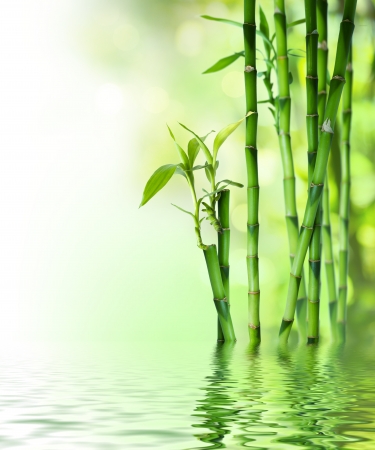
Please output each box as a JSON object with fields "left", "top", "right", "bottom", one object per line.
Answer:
{"left": 318, "top": 0, "right": 338, "bottom": 339}
{"left": 279, "top": 0, "right": 357, "bottom": 344}
{"left": 217, "top": 189, "right": 230, "bottom": 342}
{"left": 204, "top": 244, "right": 236, "bottom": 342}
{"left": 274, "top": 0, "right": 308, "bottom": 340}
{"left": 337, "top": 47, "right": 353, "bottom": 343}
{"left": 304, "top": 0, "right": 321, "bottom": 344}
{"left": 244, "top": 0, "right": 260, "bottom": 344}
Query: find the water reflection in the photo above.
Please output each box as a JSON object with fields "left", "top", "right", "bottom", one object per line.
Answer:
{"left": 190, "top": 343, "right": 375, "bottom": 449}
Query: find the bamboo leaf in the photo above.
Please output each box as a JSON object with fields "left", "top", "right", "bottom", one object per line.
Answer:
{"left": 256, "top": 30, "right": 275, "bottom": 54}
{"left": 205, "top": 164, "right": 215, "bottom": 183}
{"left": 216, "top": 179, "right": 244, "bottom": 188}
{"left": 167, "top": 124, "right": 190, "bottom": 167}
{"left": 201, "top": 15, "right": 242, "bottom": 28}
{"left": 288, "top": 71, "right": 293, "bottom": 85}
{"left": 191, "top": 163, "right": 208, "bottom": 171}
{"left": 203, "top": 52, "right": 244, "bottom": 74}
{"left": 287, "top": 18, "right": 306, "bottom": 28}
{"left": 201, "top": 186, "right": 227, "bottom": 199}
{"left": 213, "top": 112, "right": 252, "bottom": 161}
{"left": 140, "top": 164, "right": 177, "bottom": 207}
{"left": 175, "top": 166, "right": 187, "bottom": 177}
{"left": 187, "top": 130, "right": 214, "bottom": 166}
{"left": 179, "top": 123, "right": 213, "bottom": 164}
{"left": 259, "top": 6, "right": 269, "bottom": 39}
{"left": 171, "top": 203, "right": 195, "bottom": 218}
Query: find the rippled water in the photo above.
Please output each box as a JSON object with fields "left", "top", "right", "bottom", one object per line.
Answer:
{"left": 0, "top": 340, "right": 374, "bottom": 449}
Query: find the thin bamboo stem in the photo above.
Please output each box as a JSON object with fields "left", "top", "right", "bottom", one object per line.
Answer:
{"left": 279, "top": 0, "right": 357, "bottom": 344}
{"left": 337, "top": 47, "right": 353, "bottom": 343}
{"left": 304, "top": 0, "right": 321, "bottom": 345}
{"left": 204, "top": 245, "right": 236, "bottom": 342}
{"left": 244, "top": 0, "right": 260, "bottom": 344}
{"left": 274, "top": 0, "right": 308, "bottom": 340}
{"left": 217, "top": 190, "right": 231, "bottom": 341}
{"left": 318, "top": 0, "right": 338, "bottom": 340}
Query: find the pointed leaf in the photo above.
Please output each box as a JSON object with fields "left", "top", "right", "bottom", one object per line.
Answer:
{"left": 166, "top": 125, "right": 190, "bottom": 167}
{"left": 216, "top": 179, "right": 244, "bottom": 188}
{"left": 287, "top": 18, "right": 306, "bottom": 28}
{"left": 256, "top": 30, "right": 275, "bottom": 54}
{"left": 259, "top": 6, "right": 269, "bottom": 39}
{"left": 213, "top": 112, "right": 253, "bottom": 161}
{"left": 288, "top": 71, "right": 293, "bottom": 84}
{"left": 201, "top": 15, "right": 242, "bottom": 28}
{"left": 187, "top": 131, "right": 214, "bottom": 166}
{"left": 192, "top": 163, "right": 208, "bottom": 171}
{"left": 140, "top": 164, "right": 177, "bottom": 207}
{"left": 201, "top": 186, "right": 227, "bottom": 200}
{"left": 175, "top": 166, "right": 187, "bottom": 178}
{"left": 179, "top": 123, "right": 213, "bottom": 164}
{"left": 203, "top": 52, "right": 244, "bottom": 74}
{"left": 204, "top": 164, "right": 215, "bottom": 183}
{"left": 171, "top": 203, "right": 195, "bottom": 218}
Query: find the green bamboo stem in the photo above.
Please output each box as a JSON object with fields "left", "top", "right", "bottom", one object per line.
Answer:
{"left": 274, "top": 0, "right": 308, "bottom": 340}
{"left": 304, "top": 0, "right": 321, "bottom": 345}
{"left": 204, "top": 245, "right": 236, "bottom": 342}
{"left": 337, "top": 47, "right": 353, "bottom": 343}
{"left": 244, "top": 0, "right": 260, "bottom": 344}
{"left": 217, "top": 189, "right": 231, "bottom": 342}
{"left": 279, "top": 0, "right": 357, "bottom": 344}
{"left": 318, "top": 0, "right": 338, "bottom": 339}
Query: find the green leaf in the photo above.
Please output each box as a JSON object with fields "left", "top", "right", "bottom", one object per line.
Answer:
{"left": 203, "top": 52, "right": 244, "bottom": 74}
{"left": 258, "top": 99, "right": 270, "bottom": 104}
{"left": 256, "top": 30, "right": 275, "bottom": 54}
{"left": 140, "top": 164, "right": 177, "bottom": 207}
{"left": 326, "top": 69, "right": 330, "bottom": 86}
{"left": 166, "top": 124, "right": 190, "bottom": 167}
{"left": 201, "top": 15, "right": 242, "bottom": 28}
{"left": 287, "top": 18, "right": 306, "bottom": 28}
{"left": 179, "top": 123, "right": 213, "bottom": 164}
{"left": 187, "top": 131, "right": 214, "bottom": 166}
{"left": 201, "top": 185, "right": 227, "bottom": 200}
{"left": 288, "top": 71, "right": 293, "bottom": 85}
{"left": 175, "top": 166, "right": 187, "bottom": 177}
{"left": 204, "top": 164, "right": 215, "bottom": 183}
{"left": 171, "top": 203, "right": 195, "bottom": 218}
{"left": 192, "top": 163, "right": 208, "bottom": 171}
{"left": 216, "top": 179, "right": 244, "bottom": 188}
{"left": 259, "top": 6, "right": 269, "bottom": 39}
{"left": 213, "top": 112, "right": 252, "bottom": 162}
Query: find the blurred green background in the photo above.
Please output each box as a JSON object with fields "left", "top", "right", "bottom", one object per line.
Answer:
{"left": 1, "top": 0, "right": 374, "bottom": 344}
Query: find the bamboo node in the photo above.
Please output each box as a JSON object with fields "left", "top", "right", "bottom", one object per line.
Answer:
{"left": 248, "top": 290, "right": 260, "bottom": 295}
{"left": 343, "top": 109, "right": 352, "bottom": 114}
{"left": 246, "top": 255, "right": 258, "bottom": 259}
{"left": 318, "top": 40, "right": 328, "bottom": 50}
{"left": 290, "top": 272, "right": 302, "bottom": 279}
{"left": 214, "top": 297, "right": 228, "bottom": 302}
{"left": 220, "top": 264, "right": 229, "bottom": 268}
{"left": 243, "top": 22, "right": 256, "bottom": 27}
{"left": 290, "top": 253, "right": 295, "bottom": 258}
{"left": 279, "top": 131, "right": 290, "bottom": 136}
{"left": 248, "top": 323, "right": 260, "bottom": 329}
{"left": 285, "top": 214, "right": 297, "bottom": 218}
{"left": 307, "top": 29, "right": 319, "bottom": 36}
{"left": 310, "top": 182, "right": 324, "bottom": 187}
{"left": 306, "top": 76, "right": 318, "bottom": 80}
{"left": 245, "top": 145, "right": 258, "bottom": 150}
{"left": 301, "top": 224, "right": 313, "bottom": 230}
{"left": 245, "top": 65, "right": 256, "bottom": 73}
{"left": 247, "top": 185, "right": 260, "bottom": 189}
{"left": 321, "top": 118, "right": 334, "bottom": 134}
{"left": 339, "top": 285, "right": 348, "bottom": 290}
{"left": 342, "top": 18, "right": 354, "bottom": 24}
{"left": 246, "top": 111, "right": 258, "bottom": 116}
{"left": 277, "top": 55, "right": 287, "bottom": 60}
{"left": 332, "top": 75, "right": 346, "bottom": 82}
{"left": 297, "top": 297, "right": 307, "bottom": 301}
{"left": 282, "top": 318, "right": 294, "bottom": 322}
{"left": 306, "top": 113, "right": 319, "bottom": 117}
{"left": 221, "top": 228, "right": 230, "bottom": 231}
{"left": 318, "top": 90, "right": 327, "bottom": 95}
{"left": 274, "top": 7, "right": 284, "bottom": 15}
{"left": 346, "top": 62, "right": 353, "bottom": 72}
{"left": 309, "top": 259, "right": 321, "bottom": 262}
{"left": 247, "top": 222, "right": 259, "bottom": 227}
{"left": 308, "top": 298, "right": 320, "bottom": 304}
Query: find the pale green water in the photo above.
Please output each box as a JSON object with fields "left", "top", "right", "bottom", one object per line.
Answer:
{"left": 0, "top": 341, "right": 374, "bottom": 449}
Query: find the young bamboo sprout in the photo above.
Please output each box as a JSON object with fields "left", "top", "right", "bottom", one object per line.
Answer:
{"left": 304, "top": 0, "right": 321, "bottom": 344}
{"left": 337, "top": 47, "right": 353, "bottom": 343}
{"left": 244, "top": 0, "right": 260, "bottom": 344}
{"left": 279, "top": 0, "right": 357, "bottom": 344}
{"left": 140, "top": 118, "right": 247, "bottom": 341}
{"left": 318, "top": 0, "right": 338, "bottom": 338}
{"left": 274, "top": 0, "right": 308, "bottom": 339}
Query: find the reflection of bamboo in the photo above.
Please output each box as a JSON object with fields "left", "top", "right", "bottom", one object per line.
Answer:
{"left": 191, "top": 343, "right": 238, "bottom": 448}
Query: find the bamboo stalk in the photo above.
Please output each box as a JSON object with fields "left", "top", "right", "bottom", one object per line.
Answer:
{"left": 337, "top": 47, "right": 353, "bottom": 343}
{"left": 304, "top": 0, "right": 321, "bottom": 344}
{"left": 318, "top": 0, "right": 338, "bottom": 339}
{"left": 217, "top": 189, "right": 231, "bottom": 341}
{"left": 244, "top": 0, "right": 260, "bottom": 344}
{"left": 274, "top": 0, "right": 308, "bottom": 340}
{"left": 204, "top": 244, "right": 236, "bottom": 342}
{"left": 279, "top": 0, "right": 357, "bottom": 344}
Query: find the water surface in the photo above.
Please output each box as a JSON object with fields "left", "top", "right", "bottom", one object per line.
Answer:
{"left": 0, "top": 341, "right": 374, "bottom": 449}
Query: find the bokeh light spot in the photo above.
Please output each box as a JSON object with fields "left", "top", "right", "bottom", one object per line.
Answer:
{"left": 142, "top": 87, "right": 169, "bottom": 114}
{"left": 176, "top": 21, "right": 204, "bottom": 56}
{"left": 221, "top": 71, "right": 244, "bottom": 98}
